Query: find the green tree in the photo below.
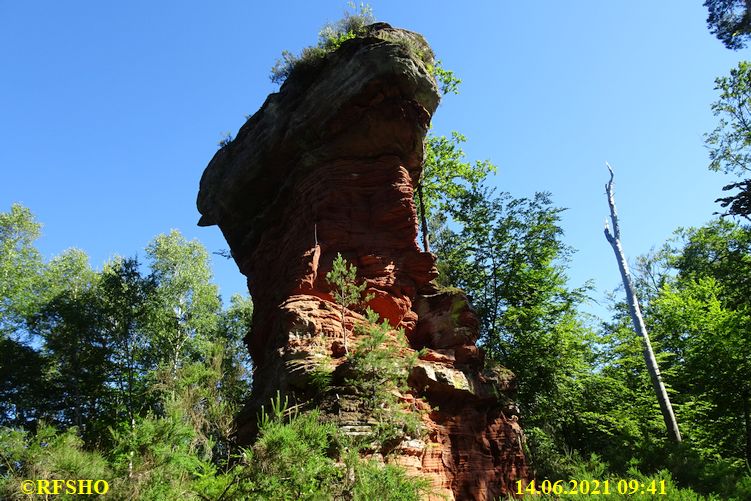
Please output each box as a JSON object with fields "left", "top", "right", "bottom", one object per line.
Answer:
{"left": 30, "top": 249, "right": 111, "bottom": 441}
{"left": 145, "top": 230, "right": 222, "bottom": 383}
{"left": 671, "top": 219, "right": 751, "bottom": 308}
{"left": 218, "top": 293, "right": 254, "bottom": 405}
{"left": 705, "top": 60, "right": 751, "bottom": 219}
{"left": 0, "top": 204, "right": 48, "bottom": 428}
{"left": 581, "top": 304, "right": 677, "bottom": 472}
{"left": 326, "top": 253, "right": 371, "bottom": 355}
{"left": 417, "top": 132, "right": 495, "bottom": 251}
{"left": 0, "top": 204, "right": 43, "bottom": 336}
{"left": 432, "top": 187, "right": 596, "bottom": 470}
{"left": 584, "top": 220, "right": 751, "bottom": 496}
{"left": 652, "top": 277, "right": 751, "bottom": 464}
{"left": 0, "top": 338, "right": 48, "bottom": 429}
{"left": 704, "top": 0, "right": 751, "bottom": 50}
{"left": 156, "top": 293, "right": 252, "bottom": 466}
{"left": 97, "top": 257, "right": 157, "bottom": 432}
{"left": 346, "top": 308, "right": 420, "bottom": 446}
{"left": 655, "top": 220, "right": 751, "bottom": 465}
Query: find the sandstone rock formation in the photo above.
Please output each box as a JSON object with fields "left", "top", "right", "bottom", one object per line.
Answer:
{"left": 197, "top": 23, "right": 528, "bottom": 500}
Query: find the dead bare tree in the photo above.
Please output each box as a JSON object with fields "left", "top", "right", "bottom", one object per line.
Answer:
{"left": 603, "top": 163, "right": 682, "bottom": 443}
{"left": 416, "top": 180, "right": 430, "bottom": 252}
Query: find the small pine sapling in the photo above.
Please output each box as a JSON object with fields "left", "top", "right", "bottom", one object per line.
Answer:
{"left": 325, "top": 253, "right": 373, "bottom": 355}
{"left": 344, "top": 308, "right": 422, "bottom": 447}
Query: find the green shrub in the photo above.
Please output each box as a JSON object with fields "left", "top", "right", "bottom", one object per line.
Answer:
{"left": 352, "top": 460, "right": 432, "bottom": 500}
{"left": 325, "top": 254, "right": 423, "bottom": 448}
{"left": 347, "top": 307, "right": 422, "bottom": 447}
{"left": 227, "top": 407, "right": 431, "bottom": 500}
{"left": 309, "top": 360, "right": 335, "bottom": 395}
{"left": 510, "top": 451, "right": 750, "bottom": 501}
{"left": 0, "top": 425, "right": 112, "bottom": 500}
{"left": 270, "top": 4, "right": 375, "bottom": 84}
{"left": 664, "top": 441, "right": 751, "bottom": 499}
{"left": 107, "top": 410, "right": 211, "bottom": 499}
{"left": 524, "top": 425, "right": 581, "bottom": 481}
{"left": 237, "top": 410, "right": 342, "bottom": 500}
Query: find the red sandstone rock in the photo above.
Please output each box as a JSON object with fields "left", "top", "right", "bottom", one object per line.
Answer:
{"left": 197, "top": 22, "right": 527, "bottom": 500}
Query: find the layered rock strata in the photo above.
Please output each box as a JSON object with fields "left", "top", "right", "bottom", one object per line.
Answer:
{"left": 197, "top": 23, "right": 527, "bottom": 500}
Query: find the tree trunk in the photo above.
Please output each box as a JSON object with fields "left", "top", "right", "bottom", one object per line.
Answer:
{"left": 72, "top": 329, "right": 82, "bottom": 429}
{"left": 417, "top": 182, "right": 430, "bottom": 252}
{"left": 603, "top": 164, "right": 682, "bottom": 443}
{"left": 743, "top": 388, "right": 751, "bottom": 466}
{"left": 340, "top": 304, "right": 349, "bottom": 355}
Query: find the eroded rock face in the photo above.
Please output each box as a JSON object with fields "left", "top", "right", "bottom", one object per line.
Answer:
{"left": 197, "top": 23, "right": 527, "bottom": 500}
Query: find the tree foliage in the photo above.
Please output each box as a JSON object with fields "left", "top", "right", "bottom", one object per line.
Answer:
{"left": 433, "top": 187, "right": 591, "bottom": 414}
{"left": 0, "top": 204, "right": 442, "bottom": 498}
{"left": 326, "top": 252, "right": 372, "bottom": 355}
{"left": 0, "top": 205, "right": 47, "bottom": 428}
{"left": 0, "top": 205, "right": 256, "bottom": 498}
{"left": 416, "top": 132, "right": 496, "bottom": 251}
{"left": 0, "top": 203, "right": 43, "bottom": 337}
{"left": 146, "top": 230, "right": 222, "bottom": 380}
{"left": 657, "top": 221, "right": 751, "bottom": 466}
{"left": 347, "top": 308, "right": 421, "bottom": 447}
{"left": 421, "top": 133, "right": 496, "bottom": 224}
{"left": 428, "top": 180, "right": 605, "bottom": 479}
{"left": 706, "top": 60, "right": 751, "bottom": 219}
{"left": 30, "top": 249, "right": 110, "bottom": 441}
{"left": 704, "top": 0, "right": 751, "bottom": 50}
{"left": 707, "top": 61, "right": 751, "bottom": 178}
{"left": 422, "top": 124, "right": 751, "bottom": 496}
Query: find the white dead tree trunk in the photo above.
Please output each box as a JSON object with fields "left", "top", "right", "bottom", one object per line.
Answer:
{"left": 603, "top": 163, "right": 682, "bottom": 443}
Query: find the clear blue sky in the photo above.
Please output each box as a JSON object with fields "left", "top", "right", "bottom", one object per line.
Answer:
{"left": 0, "top": 1, "right": 745, "bottom": 318}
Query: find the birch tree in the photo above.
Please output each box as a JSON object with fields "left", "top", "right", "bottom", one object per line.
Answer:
{"left": 145, "top": 230, "right": 221, "bottom": 383}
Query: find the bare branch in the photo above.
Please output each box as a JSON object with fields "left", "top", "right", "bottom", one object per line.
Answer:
{"left": 605, "top": 162, "right": 621, "bottom": 240}
{"left": 604, "top": 219, "right": 615, "bottom": 244}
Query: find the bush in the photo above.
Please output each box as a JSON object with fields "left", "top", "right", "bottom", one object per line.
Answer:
{"left": 0, "top": 425, "right": 112, "bottom": 500}
{"left": 270, "top": 4, "right": 375, "bottom": 84}
{"left": 515, "top": 459, "right": 719, "bottom": 500}
{"left": 224, "top": 405, "right": 431, "bottom": 500}
{"left": 353, "top": 460, "right": 432, "bottom": 500}
{"left": 346, "top": 307, "right": 422, "bottom": 448}
{"left": 236, "top": 410, "right": 342, "bottom": 500}
{"left": 510, "top": 450, "right": 751, "bottom": 501}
